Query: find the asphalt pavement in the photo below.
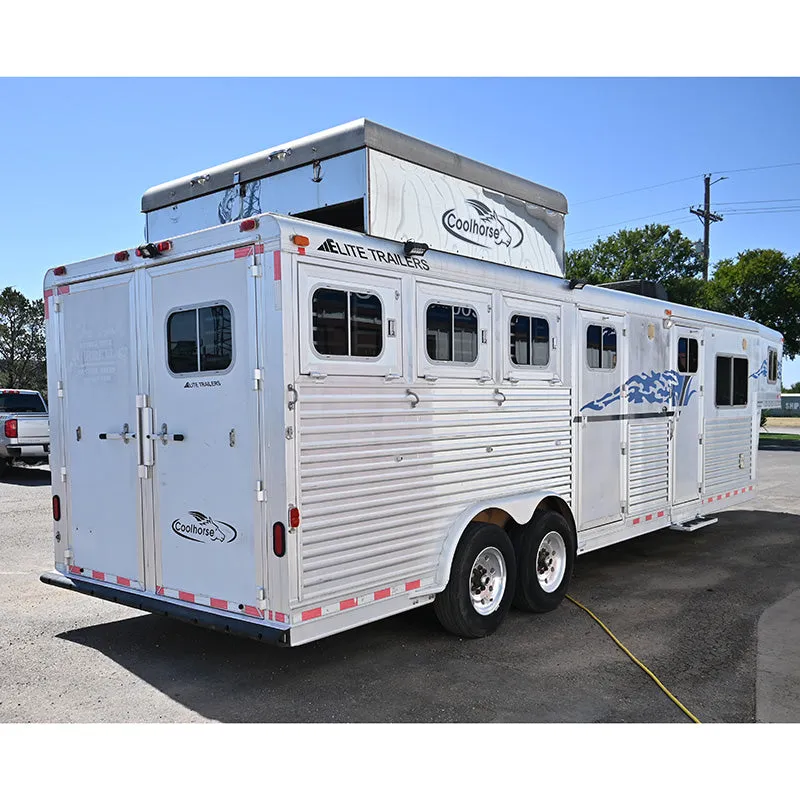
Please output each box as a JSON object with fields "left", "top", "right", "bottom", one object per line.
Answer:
{"left": 1, "top": 450, "right": 799, "bottom": 723}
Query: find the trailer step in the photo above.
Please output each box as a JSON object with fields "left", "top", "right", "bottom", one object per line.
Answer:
{"left": 669, "top": 516, "right": 718, "bottom": 533}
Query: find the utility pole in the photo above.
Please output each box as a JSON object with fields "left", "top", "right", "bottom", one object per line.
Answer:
{"left": 690, "top": 174, "right": 727, "bottom": 280}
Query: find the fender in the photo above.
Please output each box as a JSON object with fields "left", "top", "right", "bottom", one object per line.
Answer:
{"left": 420, "top": 489, "right": 575, "bottom": 595}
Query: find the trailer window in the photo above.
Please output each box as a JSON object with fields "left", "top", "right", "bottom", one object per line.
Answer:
{"left": 715, "top": 355, "right": 748, "bottom": 407}
{"left": 768, "top": 348, "right": 778, "bottom": 383}
{"left": 312, "top": 288, "right": 383, "bottom": 358}
{"left": 678, "top": 337, "right": 698, "bottom": 374}
{"left": 510, "top": 315, "right": 550, "bottom": 367}
{"left": 587, "top": 324, "right": 616, "bottom": 370}
{"left": 168, "top": 305, "right": 232, "bottom": 374}
{"left": 425, "top": 304, "right": 478, "bottom": 364}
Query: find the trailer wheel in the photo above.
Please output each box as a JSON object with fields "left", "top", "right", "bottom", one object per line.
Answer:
{"left": 0, "top": 458, "right": 10, "bottom": 478}
{"left": 512, "top": 510, "right": 575, "bottom": 613}
{"left": 434, "top": 521, "right": 516, "bottom": 638}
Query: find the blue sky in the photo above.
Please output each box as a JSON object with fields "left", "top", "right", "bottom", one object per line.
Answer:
{"left": 1, "top": 78, "right": 798, "bottom": 381}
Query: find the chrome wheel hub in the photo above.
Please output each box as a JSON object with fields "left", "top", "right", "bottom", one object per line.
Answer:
{"left": 469, "top": 546, "right": 507, "bottom": 615}
{"left": 536, "top": 531, "right": 567, "bottom": 593}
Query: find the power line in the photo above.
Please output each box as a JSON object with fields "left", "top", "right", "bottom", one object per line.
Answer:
{"left": 570, "top": 175, "right": 702, "bottom": 206}
{"left": 566, "top": 206, "right": 687, "bottom": 237}
{"left": 715, "top": 198, "right": 800, "bottom": 205}
{"left": 710, "top": 161, "right": 800, "bottom": 175}
{"left": 722, "top": 208, "right": 800, "bottom": 215}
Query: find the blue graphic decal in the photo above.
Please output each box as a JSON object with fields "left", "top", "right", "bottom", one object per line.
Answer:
{"left": 750, "top": 359, "right": 768, "bottom": 380}
{"left": 581, "top": 370, "right": 697, "bottom": 412}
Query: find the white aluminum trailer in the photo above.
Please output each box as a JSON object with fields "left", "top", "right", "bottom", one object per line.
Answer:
{"left": 41, "top": 121, "right": 783, "bottom": 646}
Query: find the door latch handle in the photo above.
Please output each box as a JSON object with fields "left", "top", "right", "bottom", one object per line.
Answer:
{"left": 99, "top": 423, "right": 135, "bottom": 443}
{"left": 146, "top": 423, "right": 185, "bottom": 444}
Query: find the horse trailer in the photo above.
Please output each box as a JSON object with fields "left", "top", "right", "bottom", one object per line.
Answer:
{"left": 41, "top": 119, "right": 783, "bottom": 645}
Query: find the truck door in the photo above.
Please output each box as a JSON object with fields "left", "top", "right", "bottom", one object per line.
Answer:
{"left": 672, "top": 325, "right": 702, "bottom": 505}
{"left": 145, "top": 250, "right": 265, "bottom": 611}
{"left": 577, "top": 310, "right": 625, "bottom": 529}
{"left": 58, "top": 273, "right": 146, "bottom": 588}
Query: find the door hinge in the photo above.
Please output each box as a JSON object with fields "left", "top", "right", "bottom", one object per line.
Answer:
{"left": 249, "top": 253, "right": 262, "bottom": 278}
{"left": 57, "top": 380, "right": 64, "bottom": 398}
{"left": 60, "top": 466, "right": 67, "bottom": 482}
{"left": 253, "top": 368, "right": 263, "bottom": 391}
{"left": 621, "top": 442, "right": 627, "bottom": 455}
{"left": 621, "top": 503, "right": 626, "bottom": 514}
{"left": 256, "top": 481, "right": 266, "bottom": 502}
{"left": 257, "top": 587, "right": 267, "bottom": 611}
{"left": 285, "top": 426, "right": 294, "bottom": 440}
{"left": 699, "top": 434, "right": 704, "bottom": 445}
{"left": 64, "top": 549, "right": 73, "bottom": 565}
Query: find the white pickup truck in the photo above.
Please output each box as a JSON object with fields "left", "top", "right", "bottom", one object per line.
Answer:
{"left": 0, "top": 389, "right": 50, "bottom": 476}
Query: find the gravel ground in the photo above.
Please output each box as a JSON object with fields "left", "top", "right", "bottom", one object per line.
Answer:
{"left": 1, "top": 451, "right": 798, "bottom": 723}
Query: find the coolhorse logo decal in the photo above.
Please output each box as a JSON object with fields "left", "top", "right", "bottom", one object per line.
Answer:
{"left": 442, "top": 199, "right": 524, "bottom": 249}
{"left": 580, "top": 370, "right": 697, "bottom": 412}
{"left": 171, "top": 511, "right": 237, "bottom": 544}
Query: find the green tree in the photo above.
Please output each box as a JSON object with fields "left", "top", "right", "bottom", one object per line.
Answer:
{"left": 566, "top": 224, "right": 708, "bottom": 307}
{"left": 0, "top": 287, "right": 46, "bottom": 395}
{"left": 705, "top": 249, "right": 800, "bottom": 358}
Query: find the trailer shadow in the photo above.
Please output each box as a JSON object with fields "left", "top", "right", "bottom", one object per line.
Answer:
{"left": 57, "top": 509, "right": 800, "bottom": 723}
{"left": 1, "top": 465, "right": 51, "bottom": 486}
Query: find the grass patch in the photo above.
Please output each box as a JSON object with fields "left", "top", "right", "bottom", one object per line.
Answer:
{"left": 760, "top": 433, "right": 800, "bottom": 441}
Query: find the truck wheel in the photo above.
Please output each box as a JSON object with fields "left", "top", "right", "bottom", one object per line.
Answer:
{"left": 512, "top": 510, "right": 575, "bottom": 613}
{"left": 434, "top": 521, "right": 516, "bottom": 638}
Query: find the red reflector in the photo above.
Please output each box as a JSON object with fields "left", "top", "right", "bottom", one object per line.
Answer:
{"left": 114, "top": 251, "right": 129, "bottom": 262}
{"left": 53, "top": 266, "right": 67, "bottom": 276}
{"left": 4, "top": 419, "right": 17, "bottom": 438}
{"left": 156, "top": 240, "right": 172, "bottom": 253}
{"left": 52, "top": 495, "right": 61, "bottom": 521}
{"left": 289, "top": 507, "right": 300, "bottom": 528}
{"left": 273, "top": 522, "right": 286, "bottom": 558}
{"left": 239, "top": 219, "right": 258, "bottom": 232}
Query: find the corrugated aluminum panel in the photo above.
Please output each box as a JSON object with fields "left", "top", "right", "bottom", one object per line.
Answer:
{"left": 296, "top": 384, "right": 572, "bottom": 603}
{"left": 704, "top": 416, "right": 752, "bottom": 493}
{"left": 627, "top": 418, "right": 670, "bottom": 514}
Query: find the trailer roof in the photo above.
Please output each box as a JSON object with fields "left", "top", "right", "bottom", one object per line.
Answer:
{"left": 141, "top": 119, "right": 569, "bottom": 215}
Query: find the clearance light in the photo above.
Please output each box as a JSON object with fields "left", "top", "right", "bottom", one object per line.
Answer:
{"left": 52, "top": 495, "right": 61, "bottom": 521}
{"left": 4, "top": 419, "right": 18, "bottom": 438}
{"left": 289, "top": 507, "right": 301, "bottom": 528}
{"left": 292, "top": 235, "right": 310, "bottom": 247}
{"left": 273, "top": 522, "right": 286, "bottom": 557}
{"left": 136, "top": 241, "right": 172, "bottom": 258}
{"left": 53, "top": 266, "right": 67, "bottom": 276}
{"left": 239, "top": 219, "right": 258, "bottom": 232}
{"left": 114, "top": 251, "right": 130, "bottom": 262}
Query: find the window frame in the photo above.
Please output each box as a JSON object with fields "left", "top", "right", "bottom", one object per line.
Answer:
{"left": 424, "top": 300, "right": 480, "bottom": 367}
{"left": 509, "top": 313, "right": 551, "bottom": 369}
{"left": 714, "top": 353, "right": 749, "bottom": 408}
{"left": 586, "top": 323, "right": 618, "bottom": 372}
{"left": 767, "top": 347, "right": 778, "bottom": 384}
{"left": 677, "top": 336, "right": 699, "bottom": 375}
{"left": 310, "top": 286, "right": 385, "bottom": 362}
{"left": 165, "top": 300, "right": 235, "bottom": 378}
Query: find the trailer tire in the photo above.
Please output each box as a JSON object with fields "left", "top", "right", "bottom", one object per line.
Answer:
{"left": 512, "top": 510, "right": 575, "bottom": 613}
{"left": 0, "top": 458, "right": 10, "bottom": 478}
{"left": 434, "top": 521, "right": 516, "bottom": 639}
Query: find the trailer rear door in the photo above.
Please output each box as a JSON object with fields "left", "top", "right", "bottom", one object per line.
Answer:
{"left": 58, "top": 273, "right": 146, "bottom": 588}
{"left": 144, "top": 252, "right": 266, "bottom": 611}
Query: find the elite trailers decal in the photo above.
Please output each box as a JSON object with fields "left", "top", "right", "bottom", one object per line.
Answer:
{"left": 442, "top": 199, "right": 524, "bottom": 249}
{"left": 318, "top": 238, "right": 429, "bottom": 270}
{"left": 171, "top": 511, "right": 238, "bottom": 544}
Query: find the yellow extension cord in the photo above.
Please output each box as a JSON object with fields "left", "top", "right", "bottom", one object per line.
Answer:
{"left": 566, "top": 595, "right": 702, "bottom": 724}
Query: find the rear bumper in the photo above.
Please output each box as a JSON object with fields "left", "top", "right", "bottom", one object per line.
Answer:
{"left": 2, "top": 443, "right": 49, "bottom": 458}
{"left": 40, "top": 571, "right": 289, "bottom": 645}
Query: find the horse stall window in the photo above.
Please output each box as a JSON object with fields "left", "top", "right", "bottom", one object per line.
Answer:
{"left": 715, "top": 355, "right": 749, "bottom": 407}
{"left": 312, "top": 288, "right": 383, "bottom": 358}
{"left": 587, "top": 324, "right": 617, "bottom": 370}
{"left": 426, "top": 304, "right": 478, "bottom": 364}
{"left": 678, "top": 337, "right": 699, "bottom": 374}
{"left": 168, "top": 304, "right": 232, "bottom": 375}
{"left": 510, "top": 315, "right": 550, "bottom": 367}
{"left": 768, "top": 348, "right": 778, "bottom": 383}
